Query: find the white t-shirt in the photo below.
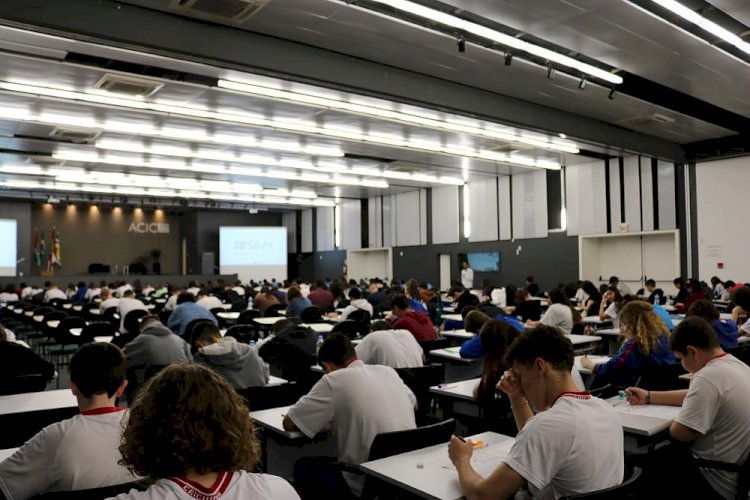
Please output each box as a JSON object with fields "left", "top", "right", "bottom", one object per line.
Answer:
{"left": 287, "top": 360, "right": 416, "bottom": 465}
{"left": 0, "top": 292, "right": 19, "bottom": 302}
{"left": 114, "top": 284, "right": 133, "bottom": 298}
{"left": 100, "top": 297, "right": 121, "bottom": 311}
{"left": 0, "top": 408, "right": 137, "bottom": 499}
{"left": 540, "top": 304, "right": 574, "bottom": 334}
{"left": 108, "top": 471, "right": 299, "bottom": 500}
{"left": 490, "top": 288, "right": 506, "bottom": 307}
{"left": 604, "top": 302, "right": 620, "bottom": 328}
{"left": 118, "top": 298, "right": 149, "bottom": 333}
{"left": 339, "top": 299, "right": 374, "bottom": 321}
{"left": 44, "top": 288, "right": 67, "bottom": 302}
{"left": 676, "top": 354, "right": 750, "bottom": 499}
{"left": 232, "top": 286, "right": 245, "bottom": 296}
{"left": 141, "top": 286, "right": 155, "bottom": 297}
{"left": 85, "top": 287, "right": 102, "bottom": 301}
{"left": 21, "top": 286, "right": 35, "bottom": 299}
{"left": 197, "top": 296, "right": 224, "bottom": 311}
{"left": 461, "top": 267, "right": 474, "bottom": 289}
{"left": 163, "top": 294, "right": 180, "bottom": 312}
{"left": 186, "top": 287, "right": 200, "bottom": 296}
{"left": 739, "top": 318, "right": 750, "bottom": 336}
{"left": 504, "top": 393, "right": 624, "bottom": 498}
{"left": 355, "top": 330, "right": 424, "bottom": 369}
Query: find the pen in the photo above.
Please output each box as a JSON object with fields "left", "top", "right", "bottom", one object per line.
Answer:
{"left": 453, "top": 434, "right": 466, "bottom": 443}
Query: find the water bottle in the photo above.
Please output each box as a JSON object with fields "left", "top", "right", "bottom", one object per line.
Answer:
{"left": 317, "top": 334, "right": 324, "bottom": 351}
{"left": 249, "top": 339, "right": 256, "bottom": 347}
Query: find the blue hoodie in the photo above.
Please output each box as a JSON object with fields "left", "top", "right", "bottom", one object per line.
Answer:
{"left": 458, "top": 314, "right": 525, "bottom": 358}
{"left": 652, "top": 304, "right": 675, "bottom": 331}
{"left": 593, "top": 334, "right": 676, "bottom": 386}
{"left": 712, "top": 319, "right": 738, "bottom": 350}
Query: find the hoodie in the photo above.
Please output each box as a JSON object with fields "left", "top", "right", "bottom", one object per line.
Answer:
{"left": 392, "top": 310, "right": 436, "bottom": 342}
{"left": 195, "top": 337, "right": 270, "bottom": 389}
{"left": 711, "top": 319, "right": 738, "bottom": 350}
{"left": 123, "top": 322, "right": 192, "bottom": 369}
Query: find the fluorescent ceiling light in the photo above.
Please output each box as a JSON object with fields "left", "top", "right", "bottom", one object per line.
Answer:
{"left": 218, "top": 79, "right": 580, "bottom": 154}
{"left": 343, "top": 0, "right": 622, "bottom": 85}
{"left": 0, "top": 81, "right": 560, "bottom": 170}
{"left": 649, "top": 0, "right": 750, "bottom": 56}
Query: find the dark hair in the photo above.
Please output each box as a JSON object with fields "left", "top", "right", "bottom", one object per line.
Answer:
{"left": 710, "top": 276, "right": 722, "bottom": 287}
{"left": 645, "top": 279, "right": 656, "bottom": 287}
{"left": 674, "top": 277, "right": 685, "bottom": 286}
{"left": 581, "top": 281, "right": 600, "bottom": 300}
{"left": 390, "top": 293, "right": 409, "bottom": 310}
{"left": 686, "top": 279, "right": 701, "bottom": 292}
{"left": 670, "top": 317, "right": 720, "bottom": 353}
{"left": 349, "top": 287, "right": 362, "bottom": 300}
{"left": 119, "top": 363, "right": 260, "bottom": 479}
{"left": 477, "top": 321, "right": 521, "bottom": 403}
{"left": 272, "top": 318, "right": 295, "bottom": 333}
{"left": 460, "top": 304, "right": 477, "bottom": 319}
{"left": 193, "top": 321, "right": 222, "bottom": 345}
{"left": 70, "top": 342, "right": 126, "bottom": 398}
{"left": 606, "top": 286, "right": 624, "bottom": 304}
{"left": 464, "top": 310, "right": 491, "bottom": 334}
{"left": 317, "top": 333, "right": 356, "bottom": 366}
{"left": 176, "top": 292, "right": 195, "bottom": 305}
{"left": 687, "top": 299, "right": 720, "bottom": 321}
{"left": 286, "top": 286, "right": 302, "bottom": 302}
{"left": 548, "top": 288, "right": 582, "bottom": 324}
{"left": 370, "top": 320, "right": 393, "bottom": 332}
{"left": 734, "top": 287, "right": 750, "bottom": 311}
{"left": 123, "top": 289, "right": 135, "bottom": 298}
{"left": 505, "top": 325, "right": 574, "bottom": 372}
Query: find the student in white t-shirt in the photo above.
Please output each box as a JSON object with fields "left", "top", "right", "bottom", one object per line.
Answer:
{"left": 99, "top": 287, "right": 121, "bottom": 311}
{"left": 355, "top": 320, "right": 424, "bottom": 368}
{"left": 0, "top": 343, "right": 137, "bottom": 499}
{"left": 284, "top": 333, "right": 417, "bottom": 497}
{"left": 338, "top": 287, "right": 373, "bottom": 321}
{"left": 599, "top": 286, "right": 624, "bottom": 328}
{"left": 525, "top": 288, "right": 581, "bottom": 334}
{"left": 449, "top": 326, "right": 624, "bottom": 499}
{"left": 110, "top": 363, "right": 298, "bottom": 500}
{"left": 626, "top": 317, "right": 750, "bottom": 499}
{"left": 196, "top": 290, "right": 224, "bottom": 311}
{"left": 117, "top": 290, "right": 149, "bottom": 334}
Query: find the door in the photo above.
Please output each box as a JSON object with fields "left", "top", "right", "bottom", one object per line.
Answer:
{"left": 439, "top": 254, "right": 451, "bottom": 291}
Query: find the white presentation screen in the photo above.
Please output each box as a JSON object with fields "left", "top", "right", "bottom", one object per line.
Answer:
{"left": 219, "top": 226, "right": 287, "bottom": 283}
{"left": 0, "top": 219, "right": 17, "bottom": 276}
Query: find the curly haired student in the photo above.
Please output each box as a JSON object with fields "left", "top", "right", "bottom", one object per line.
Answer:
{"left": 109, "top": 363, "right": 298, "bottom": 500}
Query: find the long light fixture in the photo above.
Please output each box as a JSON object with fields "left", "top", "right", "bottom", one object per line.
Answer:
{"left": 0, "top": 82, "right": 561, "bottom": 170}
{"left": 90, "top": 139, "right": 465, "bottom": 185}
{"left": 648, "top": 0, "right": 750, "bottom": 56}
{"left": 217, "top": 79, "right": 580, "bottom": 154}
{"left": 341, "top": 0, "right": 623, "bottom": 85}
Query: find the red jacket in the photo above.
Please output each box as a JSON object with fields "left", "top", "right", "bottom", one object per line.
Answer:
{"left": 393, "top": 311, "right": 437, "bottom": 342}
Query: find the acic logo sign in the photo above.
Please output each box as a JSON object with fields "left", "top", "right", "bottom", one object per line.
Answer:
{"left": 128, "top": 222, "right": 170, "bottom": 234}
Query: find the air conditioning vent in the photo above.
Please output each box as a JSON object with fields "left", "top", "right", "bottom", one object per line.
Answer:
{"left": 49, "top": 127, "right": 102, "bottom": 144}
{"left": 618, "top": 113, "right": 675, "bottom": 128}
{"left": 171, "top": 0, "right": 270, "bottom": 23}
{"left": 93, "top": 74, "right": 164, "bottom": 97}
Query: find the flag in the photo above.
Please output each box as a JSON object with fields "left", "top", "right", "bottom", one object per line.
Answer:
{"left": 49, "top": 227, "right": 62, "bottom": 268}
{"left": 33, "top": 227, "right": 40, "bottom": 268}
{"left": 39, "top": 229, "right": 46, "bottom": 269}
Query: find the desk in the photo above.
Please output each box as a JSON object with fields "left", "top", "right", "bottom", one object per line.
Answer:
{"left": 442, "top": 306, "right": 456, "bottom": 313}
{"left": 221, "top": 303, "right": 233, "bottom": 310}
{"left": 0, "top": 448, "right": 18, "bottom": 461}
{"left": 429, "top": 347, "right": 482, "bottom": 382}
{"left": 254, "top": 317, "right": 285, "bottom": 326}
{"left": 267, "top": 375, "right": 289, "bottom": 387}
{"left": 72, "top": 305, "right": 83, "bottom": 311}
{"left": 62, "top": 303, "right": 72, "bottom": 310}
{"left": 429, "top": 378, "right": 478, "bottom": 402}
{"left": 301, "top": 323, "right": 334, "bottom": 333}
{"left": 574, "top": 355, "right": 610, "bottom": 375}
{"left": 582, "top": 316, "right": 611, "bottom": 325}
{"left": 217, "top": 312, "right": 240, "bottom": 320}
{"left": 251, "top": 405, "right": 303, "bottom": 439}
{"left": 360, "top": 431, "right": 515, "bottom": 500}
{"left": 89, "top": 309, "right": 101, "bottom": 315}
{"left": 441, "top": 329, "right": 473, "bottom": 340}
{"left": 428, "top": 347, "right": 476, "bottom": 364}
{"left": 567, "top": 334, "right": 601, "bottom": 346}
{"left": 609, "top": 397, "right": 680, "bottom": 436}
{"left": 441, "top": 314, "right": 463, "bottom": 322}
{"left": 33, "top": 315, "right": 43, "bottom": 322}
{"left": 0, "top": 389, "right": 79, "bottom": 448}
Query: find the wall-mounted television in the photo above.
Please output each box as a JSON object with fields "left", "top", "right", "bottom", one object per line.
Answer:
{"left": 464, "top": 251, "right": 501, "bottom": 272}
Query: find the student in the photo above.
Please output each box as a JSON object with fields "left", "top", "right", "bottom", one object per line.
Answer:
{"left": 338, "top": 287, "right": 373, "bottom": 321}
{"left": 307, "top": 281, "right": 335, "bottom": 309}
{"left": 673, "top": 277, "right": 688, "bottom": 304}
{"left": 404, "top": 279, "right": 429, "bottom": 314}
{"left": 625, "top": 317, "right": 750, "bottom": 499}
{"left": 0, "top": 284, "right": 18, "bottom": 303}
{"left": 608, "top": 276, "right": 632, "bottom": 297}
{"left": 687, "top": 299, "right": 738, "bottom": 350}
{"left": 284, "top": 285, "right": 312, "bottom": 318}
{"left": 458, "top": 310, "right": 492, "bottom": 358}
{"left": 599, "top": 286, "right": 624, "bottom": 327}
{"left": 167, "top": 293, "right": 218, "bottom": 338}
{"left": 578, "top": 281, "right": 601, "bottom": 316}
{"left": 195, "top": 290, "right": 224, "bottom": 311}
{"left": 111, "top": 364, "right": 298, "bottom": 499}
{"left": 0, "top": 343, "right": 136, "bottom": 498}
{"left": 644, "top": 279, "right": 665, "bottom": 305}
{"left": 527, "top": 288, "right": 581, "bottom": 334}
{"left": 710, "top": 276, "right": 729, "bottom": 301}
{"left": 253, "top": 287, "right": 281, "bottom": 316}
{"left": 185, "top": 281, "right": 201, "bottom": 296}
{"left": 192, "top": 322, "right": 270, "bottom": 389}
{"left": 257, "top": 319, "right": 317, "bottom": 383}
{"left": 513, "top": 289, "right": 542, "bottom": 322}
{"left": 582, "top": 301, "right": 675, "bottom": 386}
{"left": 732, "top": 286, "right": 750, "bottom": 336}
{"left": 284, "top": 334, "right": 416, "bottom": 497}
{"left": 419, "top": 282, "right": 437, "bottom": 304}
{"left": 675, "top": 279, "right": 708, "bottom": 314}
{"left": 354, "top": 320, "right": 424, "bottom": 368}
{"left": 0, "top": 325, "right": 54, "bottom": 394}
{"left": 389, "top": 293, "right": 437, "bottom": 341}
{"left": 43, "top": 283, "right": 67, "bottom": 302}
{"left": 525, "top": 276, "right": 540, "bottom": 298}
{"left": 117, "top": 289, "right": 149, "bottom": 334}
{"left": 449, "top": 326, "right": 624, "bottom": 499}
{"left": 99, "top": 287, "right": 120, "bottom": 311}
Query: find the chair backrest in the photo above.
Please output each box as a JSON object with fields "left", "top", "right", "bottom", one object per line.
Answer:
{"left": 79, "top": 321, "right": 116, "bottom": 344}
{"left": 225, "top": 324, "right": 260, "bottom": 344}
{"left": 559, "top": 466, "right": 642, "bottom": 499}
{"left": 728, "top": 345, "right": 750, "bottom": 367}
{"left": 264, "top": 303, "right": 285, "bottom": 318}
{"left": 368, "top": 418, "right": 456, "bottom": 461}
{"left": 395, "top": 364, "right": 445, "bottom": 421}
{"left": 123, "top": 309, "right": 149, "bottom": 335}
{"left": 237, "top": 382, "right": 302, "bottom": 412}
{"left": 639, "top": 362, "right": 687, "bottom": 391}
{"left": 330, "top": 320, "right": 361, "bottom": 339}
{"left": 101, "top": 307, "right": 119, "bottom": 327}
{"left": 0, "top": 374, "right": 48, "bottom": 395}
{"left": 237, "top": 309, "right": 261, "bottom": 325}
{"left": 54, "top": 317, "right": 87, "bottom": 343}
{"left": 29, "top": 480, "right": 148, "bottom": 499}
{"left": 419, "top": 338, "right": 452, "bottom": 354}
{"left": 300, "top": 306, "right": 323, "bottom": 323}
{"left": 347, "top": 309, "right": 372, "bottom": 337}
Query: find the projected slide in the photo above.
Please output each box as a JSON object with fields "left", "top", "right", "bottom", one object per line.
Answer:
{"left": 467, "top": 251, "right": 501, "bottom": 272}
{"left": 219, "top": 227, "right": 287, "bottom": 283}
{"left": 0, "top": 219, "right": 17, "bottom": 276}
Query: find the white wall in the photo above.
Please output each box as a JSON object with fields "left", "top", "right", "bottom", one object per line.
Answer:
{"left": 696, "top": 156, "right": 750, "bottom": 281}
{"left": 339, "top": 199, "right": 361, "bottom": 250}
{"left": 316, "top": 207, "right": 334, "bottom": 251}
{"left": 565, "top": 160, "right": 607, "bottom": 236}
{"left": 498, "top": 176, "right": 512, "bottom": 240}
{"left": 467, "top": 178, "right": 499, "bottom": 242}
{"left": 512, "top": 170, "right": 548, "bottom": 239}
{"left": 431, "top": 185, "right": 459, "bottom": 244}
{"left": 301, "top": 208, "right": 313, "bottom": 253}
{"left": 368, "top": 196, "right": 382, "bottom": 248}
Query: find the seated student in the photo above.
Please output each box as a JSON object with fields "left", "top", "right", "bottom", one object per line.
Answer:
{"left": 513, "top": 289, "right": 542, "bottom": 322}
{"left": 608, "top": 276, "right": 632, "bottom": 297}
{"left": 338, "top": 287, "right": 373, "bottom": 321}
{"left": 673, "top": 276, "right": 689, "bottom": 304}
{"left": 599, "top": 286, "right": 624, "bottom": 327}
{"left": 355, "top": 320, "right": 424, "bottom": 368}
{"left": 284, "top": 334, "right": 416, "bottom": 497}
{"left": 111, "top": 363, "right": 298, "bottom": 500}
{"left": 582, "top": 301, "right": 675, "bottom": 386}
{"left": 167, "top": 292, "right": 218, "bottom": 338}
{"left": 579, "top": 281, "right": 602, "bottom": 316}
{"left": 625, "top": 317, "right": 750, "bottom": 499}
{"left": 687, "top": 299, "right": 738, "bottom": 350}
{"left": 644, "top": 279, "right": 665, "bottom": 305}
{"left": 43, "top": 283, "right": 67, "bottom": 302}
{"left": 525, "top": 275, "right": 540, "bottom": 298}
{"left": 389, "top": 293, "right": 437, "bottom": 342}
{"left": 123, "top": 316, "right": 192, "bottom": 386}
{"left": 732, "top": 286, "right": 750, "bottom": 336}
{"left": 0, "top": 284, "right": 18, "bottom": 303}
{"left": 419, "top": 282, "right": 436, "bottom": 304}
{"left": 195, "top": 290, "right": 224, "bottom": 311}
{"left": 454, "top": 287, "right": 480, "bottom": 313}
{"left": 458, "top": 310, "right": 492, "bottom": 358}
{"left": 675, "top": 279, "right": 708, "bottom": 314}
{"left": 162, "top": 286, "right": 181, "bottom": 312}
{"left": 404, "top": 279, "right": 429, "bottom": 314}
{"left": 710, "top": 276, "right": 729, "bottom": 301}
{"left": 253, "top": 287, "right": 281, "bottom": 316}
{"left": 526, "top": 288, "right": 581, "bottom": 334}
{"left": 307, "top": 281, "right": 335, "bottom": 310}
{"left": 117, "top": 289, "right": 149, "bottom": 334}
{"left": 0, "top": 343, "right": 137, "bottom": 498}
{"left": 284, "top": 285, "right": 313, "bottom": 318}
{"left": 99, "top": 287, "right": 120, "bottom": 311}
{"left": 258, "top": 319, "right": 317, "bottom": 383}
{"left": 192, "top": 322, "right": 269, "bottom": 389}
{"left": 449, "top": 326, "right": 624, "bottom": 499}
{"left": 185, "top": 281, "right": 201, "bottom": 296}
{"left": 652, "top": 301, "right": 676, "bottom": 331}
{"left": 0, "top": 325, "right": 54, "bottom": 394}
